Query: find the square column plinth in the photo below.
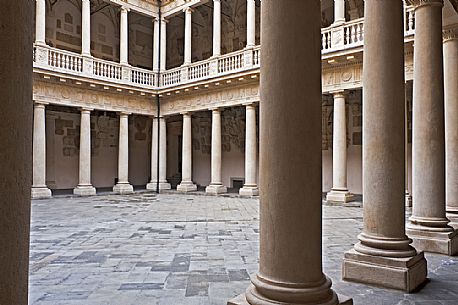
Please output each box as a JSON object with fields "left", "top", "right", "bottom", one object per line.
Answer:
{"left": 447, "top": 214, "right": 458, "bottom": 230}
{"left": 206, "top": 184, "right": 227, "bottom": 194}
{"left": 73, "top": 185, "right": 96, "bottom": 196}
{"left": 239, "top": 186, "right": 259, "bottom": 197}
{"left": 146, "top": 182, "right": 172, "bottom": 192}
{"left": 31, "top": 187, "right": 52, "bottom": 199}
{"left": 228, "top": 293, "right": 353, "bottom": 305}
{"left": 326, "top": 190, "right": 354, "bottom": 204}
{"left": 113, "top": 183, "right": 133, "bottom": 195}
{"left": 177, "top": 183, "right": 197, "bottom": 193}
{"left": 342, "top": 249, "right": 427, "bottom": 292}
{"left": 406, "top": 227, "right": 458, "bottom": 256}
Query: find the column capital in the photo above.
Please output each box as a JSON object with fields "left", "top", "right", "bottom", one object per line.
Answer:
{"left": 213, "top": 0, "right": 221, "bottom": 2}
{"left": 443, "top": 26, "right": 458, "bottom": 42}
{"left": 119, "top": 111, "right": 131, "bottom": 117}
{"left": 180, "top": 111, "right": 192, "bottom": 116}
{"left": 81, "top": 0, "right": 90, "bottom": 2}
{"left": 183, "top": 6, "right": 195, "bottom": 14}
{"left": 34, "top": 101, "right": 49, "bottom": 108}
{"left": 330, "top": 90, "right": 346, "bottom": 99}
{"left": 408, "top": 0, "right": 443, "bottom": 9}
{"left": 209, "top": 107, "right": 222, "bottom": 112}
{"left": 80, "top": 107, "right": 94, "bottom": 113}
{"left": 120, "top": 6, "right": 130, "bottom": 13}
{"left": 243, "top": 102, "right": 257, "bottom": 108}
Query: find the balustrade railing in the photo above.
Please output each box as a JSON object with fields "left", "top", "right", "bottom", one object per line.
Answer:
{"left": 161, "top": 67, "right": 181, "bottom": 87}
{"left": 48, "top": 48, "right": 83, "bottom": 73}
{"left": 34, "top": 7, "right": 417, "bottom": 90}
{"left": 218, "top": 50, "right": 245, "bottom": 74}
{"left": 188, "top": 61, "right": 210, "bottom": 81}
{"left": 93, "top": 58, "right": 122, "bottom": 80}
{"left": 131, "top": 67, "right": 156, "bottom": 86}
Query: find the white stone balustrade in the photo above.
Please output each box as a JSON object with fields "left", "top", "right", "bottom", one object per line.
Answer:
{"left": 33, "top": 8, "right": 416, "bottom": 90}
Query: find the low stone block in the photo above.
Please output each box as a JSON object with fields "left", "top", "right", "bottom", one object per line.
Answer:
{"left": 407, "top": 228, "right": 458, "bottom": 256}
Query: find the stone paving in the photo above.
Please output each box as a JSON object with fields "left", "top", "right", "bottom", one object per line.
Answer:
{"left": 29, "top": 193, "right": 458, "bottom": 305}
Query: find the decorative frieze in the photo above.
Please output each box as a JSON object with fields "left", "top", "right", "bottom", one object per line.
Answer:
{"left": 407, "top": 0, "right": 444, "bottom": 8}
{"left": 33, "top": 79, "right": 156, "bottom": 116}
{"left": 443, "top": 26, "right": 458, "bottom": 42}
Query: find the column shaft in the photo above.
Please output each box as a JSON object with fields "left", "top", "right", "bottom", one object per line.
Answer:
{"left": 334, "top": 0, "right": 345, "bottom": 24}
{"left": 147, "top": 117, "right": 171, "bottom": 191}
{"left": 184, "top": 7, "right": 193, "bottom": 65}
{"left": 113, "top": 113, "right": 133, "bottom": 194}
{"left": 32, "top": 103, "right": 51, "bottom": 198}
{"left": 407, "top": 0, "right": 458, "bottom": 256}
{"left": 246, "top": 0, "right": 256, "bottom": 48}
{"left": 444, "top": 28, "right": 458, "bottom": 228}
{"left": 74, "top": 109, "right": 96, "bottom": 196}
{"left": 229, "top": 1, "right": 350, "bottom": 304}
{"left": 120, "top": 7, "right": 129, "bottom": 65}
{"left": 161, "top": 18, "right": 167, "bottom": 71}
{"left": 81, "top": 0, "right": 91, "bottom": 56}
{"left": 0, "top": 2, "right": 33, "bottom": 303}
{"left": 153, "top": 18, "right": 160, "bottom": 71}
{"left": 342, "top": 0, "right": 426, "bottom": 292}
{"left": 326, "top": 92, "right": 353, "bottom": 203}
{"left": 213, "top": 0, "right": 221, "bottom": 56}
{"left": 206, "top": 109, "right": 227, "bottom": 194}
{"left": 239, "top": 104, "right": 258, "bottom": 197}
{"left": 35, "top": 0, "right": 46, "bottom": 45}
{"left": 178, "top": 113, "right": 197, "bottom": 192}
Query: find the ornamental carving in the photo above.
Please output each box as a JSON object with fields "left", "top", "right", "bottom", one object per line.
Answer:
{"left": 407, "top": 0, "right": 444, "bottom": 8}
{"left": 443, "top": 27, "right": 458, "bottom": 42}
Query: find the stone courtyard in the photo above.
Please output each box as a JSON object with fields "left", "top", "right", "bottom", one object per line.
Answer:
{"left": 29, "top": 193, "right": 458, "bottom": 305}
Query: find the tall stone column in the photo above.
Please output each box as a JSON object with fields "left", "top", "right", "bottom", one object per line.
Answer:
{"left": 153, "top": 18, "right": 160, "bottom": 72}
{"left": 119, "top": 6, "right": 129, "bottom": 65}
{"left": 206, "top": 108, "right": 227, "bottom": 194}
{"left": 342, "top": 0, "right": 427, "bottom": 292}
{"left": 1, "top": 2, "right": 33, "bottom": 304}
{"left": 239, "top": 103, "right": 258, "bottom": 197}
{"left": 74, "top": 108, "right": 96, "bottom": 196}
{"left": 246, "top": 0, "right": 256, "bottom": 48}
{"left": 406, "top": 0, "right": 458, "bottom": 256}
{"left": 229, "top": 1, "right": 351, "bottom": 304}
{"left": 81, "top": 0, "right": 91, "bottom": 56}
{"left": 35, "top": 0, "right": 46, "bottom": 45}
{"left": 183, "top": 7, "right": 193, "bottom": 65}
{"left": 178, "top": 113, "right": 197, "bottom": 192}
{"left": 113, "top": 112, "right": 133, "bottom": 194}
{"left": 160, "top": 18, "right": 167, "bottom": 71}
{"left": 334, "top": 0, "right": 345, "bottom": 24}
{"left": 444, "top": 26, "right": 458, "bottom": 228}
{"left": 147, "top": 117, "right": 171, "bottom": 191}
{"left": 213, "top": 0, "right": 221, "bottom": 56}
{"left": 32, "top": 102, "right": 52, "bottom": 199}
{"left": 326, "top": 91, "right": 353, "bottom": 203}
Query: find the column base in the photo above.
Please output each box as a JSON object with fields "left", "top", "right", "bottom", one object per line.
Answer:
{"left": 342, "top": 248, "right": 427, "bottom": 292}
{"left": 239, "top": 185, "right": 259, "bottom": 197}
{"left": 146, "top": 181, "right": 172, "bottom": 192}
{"left": 406, "top": 225, "right": 458, "bottom": 256}
{"left": 326, "top": 189, "right": 354, "bottom": 204}
{"left": 446, "top": 210, "right": 458, "bottom": 229}
{"left": 177, "top": 182, "right": 197, "bottom": 193}
{"left": 73, "top": 185, "right": 96, "bottom": 196}
{"left": 228, "top": 292, "right": 352, "bottom": 305}
{"left": 113, "top": 183, "right": 134, "bottom": 195}
{"left": 31, "top": 186, "right": 52, "bottom": 199}
{"left": 206, "top": 184, "right": 227, "bottom": 194}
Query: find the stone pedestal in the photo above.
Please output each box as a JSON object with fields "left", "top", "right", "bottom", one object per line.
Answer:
{"left": 113, "top": 183, "right": 134, "bottom": 195}
{"left": 177, "top": 113, "right": 197, "bottom": 193}
{"left": 327, "top": 190, "right": 354, "bottom": 203}
{"left": 342, "top": 0, "right": 426, "bottom": 292}
{"left": 407, "top": 0, "right": 458, "bottom": 255}
{"left": 206, "top": 108, "right": 227, "bottom": 195}
{"left": 229, "top": 1, "right": 352, "bottom": 304}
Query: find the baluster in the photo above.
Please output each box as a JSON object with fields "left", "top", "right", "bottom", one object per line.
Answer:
{"left": 409, "top": 11, "right": 414, "bottom": 31}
